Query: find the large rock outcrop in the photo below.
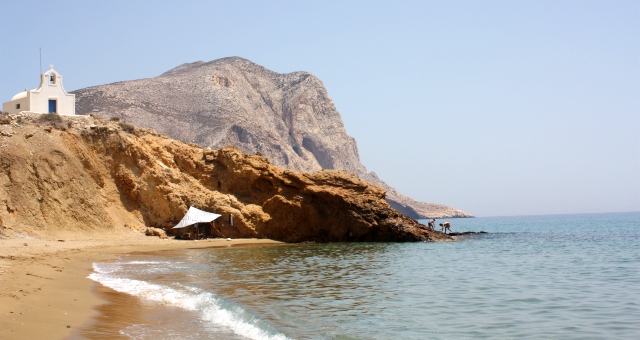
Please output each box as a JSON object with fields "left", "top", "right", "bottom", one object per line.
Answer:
{"left": 73, "top": 57, "right": 472, "bottom": 219}
{"left": 0, "top": 113, "right": 451, "bottom": 243}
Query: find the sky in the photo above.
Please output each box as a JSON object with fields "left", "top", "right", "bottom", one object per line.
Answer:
{"left": 1, "top": 0, "right": 638, "bottom": 217}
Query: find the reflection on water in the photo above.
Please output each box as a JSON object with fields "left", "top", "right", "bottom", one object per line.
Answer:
{"left": 146, "top": 244, "right": 410, "bottom": 339}
{"left": 72, "top": 285, "right": 142, "bottom": 340}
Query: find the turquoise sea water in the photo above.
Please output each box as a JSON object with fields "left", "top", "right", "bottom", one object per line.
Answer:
{"left": 88, "top": 212, "right": 639, "bottom": 339}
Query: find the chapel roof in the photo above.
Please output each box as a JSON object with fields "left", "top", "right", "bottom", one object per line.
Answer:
{"left": 11, "top": 91, "right": 27, "bottom": 101}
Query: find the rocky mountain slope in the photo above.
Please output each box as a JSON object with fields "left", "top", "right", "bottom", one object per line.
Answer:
{"left": 73, "top": 57, "right": 471, "bottom": 219}
{"left": 0, "top": 113, "right": 452, "bottom": 243}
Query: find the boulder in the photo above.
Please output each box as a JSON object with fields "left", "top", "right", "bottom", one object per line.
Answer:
{"left": 145, "top": 227, "right": 167, "bottom": 239}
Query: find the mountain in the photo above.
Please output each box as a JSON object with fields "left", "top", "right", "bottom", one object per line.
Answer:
{"left": 73, "top": 57, "right": 472, "bottom": 219}
{"left": 0, "top": 113, "right": 452, "bottom": 242}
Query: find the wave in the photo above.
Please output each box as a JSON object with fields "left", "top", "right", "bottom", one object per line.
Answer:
{"left": 88, "top": 262, "right": 289, "bottom": 340}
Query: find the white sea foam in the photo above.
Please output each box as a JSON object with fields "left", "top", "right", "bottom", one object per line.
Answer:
{"left": 89, "top": 262, "right": 289, "bottom": 340}
{"left": 124, "top": 260, "right": 176, "bottom": 265}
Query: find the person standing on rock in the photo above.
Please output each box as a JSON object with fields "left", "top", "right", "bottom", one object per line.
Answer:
{"left": 428, "top": 219, "right": 436, "bottom": 230}
{"left": 439, "top": 222, "right": 452, "bottom": 234}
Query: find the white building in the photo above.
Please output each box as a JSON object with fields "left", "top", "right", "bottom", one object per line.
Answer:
{"left": 3, "top": 65, "right": 76, "bottom": 116}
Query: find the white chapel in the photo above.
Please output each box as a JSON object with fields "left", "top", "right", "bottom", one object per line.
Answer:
{"left": 3, "top": 65, "right": 76, "bottom": 116}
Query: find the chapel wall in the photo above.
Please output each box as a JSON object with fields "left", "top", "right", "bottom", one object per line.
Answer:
{"left": 29, "top": 72, "right": 76, "bottom": 115}
{"left": 2, "top": 95, "right": 30, "bottom": 115}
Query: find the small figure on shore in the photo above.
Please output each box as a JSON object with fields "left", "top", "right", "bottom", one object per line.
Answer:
{"left": 427, "top": 219, "right": 436, "bottom": 231}
{"left": 439, "top": 222, "right": 452, "bottom": 234}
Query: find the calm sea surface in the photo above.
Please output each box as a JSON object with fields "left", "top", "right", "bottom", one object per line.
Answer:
{"left": 88, "top": 212, "right": 640, "bottom": 339}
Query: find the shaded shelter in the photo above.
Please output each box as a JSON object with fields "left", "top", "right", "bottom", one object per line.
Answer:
{"left": 173, "top": 206, "right": 221, "bottom": 239}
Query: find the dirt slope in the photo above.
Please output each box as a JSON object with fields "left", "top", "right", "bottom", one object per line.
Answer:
{"left": 0, "top": 113, "right": 451, "bottom": 243}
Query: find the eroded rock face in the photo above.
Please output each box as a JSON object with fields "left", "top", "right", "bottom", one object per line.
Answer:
{"left": 73, "top": 57, "right": 472, "bottom": 219}
{"left": 0, "top": 114, "right": 451, "bottom": 243}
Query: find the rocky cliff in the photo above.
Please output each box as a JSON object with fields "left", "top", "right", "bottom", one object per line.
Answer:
{"left": 73, "top": 57, "right": 472, "bottom": 219}
{"left": 0, "top": 113, "right": 451, "bottom": 243}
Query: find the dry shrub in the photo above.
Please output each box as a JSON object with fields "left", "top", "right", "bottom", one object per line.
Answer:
{"left": 119, "top": 122, "right": 135, "bottom": 134}
{"left": 37, "top": 113, "right": 69, "bottom": 130}
{"left": 38, "top": 113, "right": 63, "bottom": 123}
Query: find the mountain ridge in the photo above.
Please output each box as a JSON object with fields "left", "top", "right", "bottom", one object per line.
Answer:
{"left": 73, "top": 57, "right": 472, "bottom": 219}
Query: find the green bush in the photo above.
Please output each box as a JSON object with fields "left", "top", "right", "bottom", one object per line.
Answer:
{"left": 109, "top": 116, "right": 120, "bottom": 122}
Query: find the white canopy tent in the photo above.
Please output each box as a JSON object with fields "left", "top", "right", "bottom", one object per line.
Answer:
{"left": 173, "top": 207, "right": 221, "bottom": 237}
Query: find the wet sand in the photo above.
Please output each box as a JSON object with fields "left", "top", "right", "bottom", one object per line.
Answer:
{"left": 0, "top": 237, "right": 281, "bottom": 340}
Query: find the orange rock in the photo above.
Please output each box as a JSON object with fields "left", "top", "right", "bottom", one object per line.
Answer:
{"left": 0, "top": 114, "right": 451, "bottom": 243}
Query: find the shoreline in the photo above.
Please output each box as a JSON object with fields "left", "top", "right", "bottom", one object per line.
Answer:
{"left": 0, "top": 236, "right": 282, "bottom": 340}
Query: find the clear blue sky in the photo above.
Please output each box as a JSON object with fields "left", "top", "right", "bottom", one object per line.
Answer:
{"left": 1, "top": 0, "right": 638, "bottom": 217}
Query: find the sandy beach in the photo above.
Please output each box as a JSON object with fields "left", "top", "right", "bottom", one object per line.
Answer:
{"left": 0, "top": 234, "right": 281, "bottom": 340}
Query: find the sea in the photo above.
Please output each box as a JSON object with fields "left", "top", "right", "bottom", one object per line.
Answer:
{"left": 85, "top": 212, "right": 639, "bottom": 339}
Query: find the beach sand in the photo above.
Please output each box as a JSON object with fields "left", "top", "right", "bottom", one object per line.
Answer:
{"left": 0, "top": 235, "right": 281, "bottom": 340}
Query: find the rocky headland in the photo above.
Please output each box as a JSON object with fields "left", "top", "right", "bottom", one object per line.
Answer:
{"left": 73, "top": 57, "right": 472, "bottom": 219}
{"left": 0, "top": 113, "right": 452, "bottom": 243}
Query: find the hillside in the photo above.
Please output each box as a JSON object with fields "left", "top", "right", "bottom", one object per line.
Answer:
{"left": 73, "top": 57, "right": 472, "bottom": 219}
{"left": 0, "top": 112, "right": 452, "bottom": 243}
